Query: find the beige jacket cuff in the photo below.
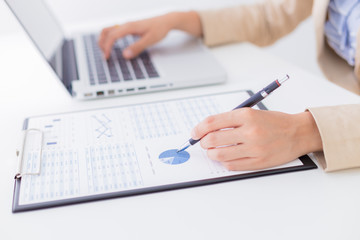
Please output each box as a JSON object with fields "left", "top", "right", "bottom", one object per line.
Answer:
{"left": 307, "top": 104, "right": 360, "bottom": 172}
{"left": 197, "top": 6, "right": 263, "bottom": 47}
{"left": 197, "top": 0, "right": 312, "bottom": 47}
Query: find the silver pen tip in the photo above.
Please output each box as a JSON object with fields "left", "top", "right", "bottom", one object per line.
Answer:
{"left": 177, "top": 142, "right": 190, "bottom": 153}
{"left": 278, "top": 75, "right": 290, "bottom": 85}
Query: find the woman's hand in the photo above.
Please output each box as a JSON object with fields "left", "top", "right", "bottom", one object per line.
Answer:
{"left": 191, "top": 108, "right": 323, "bottom": 171}
{"left": 98, "top": 11, "right": 202, "bottom": 59}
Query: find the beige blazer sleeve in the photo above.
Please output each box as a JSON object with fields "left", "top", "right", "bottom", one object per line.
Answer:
{"left": 308, "top": 105, "right": 360, "bottom": 172}
{"left": 198, "top": 0, "right": 360, "bottom": 172}
{"left": 198, "top": 0, "right": 313, "bottom": 47}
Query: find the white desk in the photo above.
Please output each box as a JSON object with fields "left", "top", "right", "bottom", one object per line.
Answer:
{"left": 1, "top": 33, "right": 360, "bottom": 240}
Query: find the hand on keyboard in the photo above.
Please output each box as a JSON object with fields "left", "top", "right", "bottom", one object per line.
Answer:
{"left": 98, "top": 11, "right": 202, "bottom": 60}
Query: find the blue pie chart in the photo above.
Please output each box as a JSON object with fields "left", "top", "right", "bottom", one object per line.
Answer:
{"left": 159, "top": 149, "right": 190, "bottom": 165}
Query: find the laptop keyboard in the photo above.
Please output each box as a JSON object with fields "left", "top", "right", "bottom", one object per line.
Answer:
{"left": 83, "top": 34, "right": 159, "bottom": 85}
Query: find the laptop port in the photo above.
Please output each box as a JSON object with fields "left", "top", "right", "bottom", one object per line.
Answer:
{"left": 96, "top": 91, "right": 104, "bottom": 96}
{"left": 138, "top": 86, "right": 147, "bottom": 91}
{"left": 126, "top": 88, "right": 135, "bottom": 92}
{"left": 84, "top": 92, "right": 93, "bottom": 97}
{"left": 150, "top": 84, "right": 167, "bottom": 89}
{"left": 108, "top": 90, "right": 115, "bottom": 95}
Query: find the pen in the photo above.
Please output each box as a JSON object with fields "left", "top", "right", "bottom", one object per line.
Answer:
{"left": 176, "top": 75, "right": 290, "bottom": 153}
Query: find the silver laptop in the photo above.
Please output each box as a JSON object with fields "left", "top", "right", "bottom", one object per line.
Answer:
{"left": 5, "top": 0, "right": 227, "bottom": 100}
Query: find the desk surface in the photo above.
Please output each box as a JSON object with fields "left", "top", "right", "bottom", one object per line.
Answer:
{"left": 1, "top": 33, "right": 360, "bottom": 240}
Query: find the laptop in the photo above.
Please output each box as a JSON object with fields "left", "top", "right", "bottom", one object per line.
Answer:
{"left": 5, "top": 0, "right": 227, "bottom": 100}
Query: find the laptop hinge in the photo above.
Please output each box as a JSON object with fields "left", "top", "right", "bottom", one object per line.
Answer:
{"left": 62, "top": 39, "right": 79, "bottom": 94}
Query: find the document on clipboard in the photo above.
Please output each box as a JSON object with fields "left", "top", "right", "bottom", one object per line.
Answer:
{"left": 12, "top": 90, "right": 316, "bottom": 212}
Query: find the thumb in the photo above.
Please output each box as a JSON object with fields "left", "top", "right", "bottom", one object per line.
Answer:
{"left": 122, "top": 35, "right": 153, "bottom": 59}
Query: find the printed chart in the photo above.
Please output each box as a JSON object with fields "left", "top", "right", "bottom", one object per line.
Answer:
{"left": 15, "top": 90, "right": 307, "bottom": 211}
{"left": 159, "top": 149, "right": 190, "bottom": 165}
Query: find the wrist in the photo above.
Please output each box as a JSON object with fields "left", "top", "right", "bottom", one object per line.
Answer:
{"left": 167, "top": 11, "right": 202, "bottom": 37}
{"left": 292, "top": 112, "right": 323, "bottom": 155}
{"left": 164, "top": 12, "right": 181, "bottom": 30}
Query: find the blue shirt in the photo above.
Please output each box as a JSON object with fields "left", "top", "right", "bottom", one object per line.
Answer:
{"left": 324, "top": 0, "right": 360, "bottom": 66}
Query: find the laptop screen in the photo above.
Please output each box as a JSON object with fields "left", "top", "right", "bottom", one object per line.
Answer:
{"left": 5, "top": 0, "right": 64, "bottom": 60}
{"left": 4, "top": 0, "right": 77, "bottom": 91}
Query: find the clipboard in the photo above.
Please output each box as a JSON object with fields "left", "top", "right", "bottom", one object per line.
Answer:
{"left": 12, "top": 90, "right": 317, "bottom": 212}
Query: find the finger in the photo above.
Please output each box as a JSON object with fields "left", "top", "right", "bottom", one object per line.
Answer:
{"left": 191, "top": 110, "right": 244, "bottom": 140}
{"left": 98, "top": 25, "right": 119, "bottom": 51}
{"left": 206, "top": 144, "right": 249, "bottom": 162}
{"left": 102, "top": 25, "right": 134, "bottom": 59}
{"left": 200, "top": 128, "right": 242, "bottom": 149}
{"left": 221, "top": 157, "right": 259, "bottom": 171}
{"left": 221, "top": 157, "right": 283, "bottom": 171}
{"left": 122, "top": 34, "right": 156, "bottom": 59}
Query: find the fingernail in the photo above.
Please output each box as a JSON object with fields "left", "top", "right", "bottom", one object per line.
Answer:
{"left": 191, "top": 128, "right": 197, "bottom": 139}
{"left": 123, "top": 49, "right": 133, "bottom": 59}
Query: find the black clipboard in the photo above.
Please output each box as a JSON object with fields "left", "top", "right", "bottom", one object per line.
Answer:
{"left": 12, "top": 90, "right": 317, "bottom": 213}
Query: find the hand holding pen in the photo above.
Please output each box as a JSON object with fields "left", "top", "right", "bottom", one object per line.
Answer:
{"left": 176, "top": 75, "right": 322, "bottom": 171}
{"left": 177, "top": 75, "right": 290, "bottom": 152}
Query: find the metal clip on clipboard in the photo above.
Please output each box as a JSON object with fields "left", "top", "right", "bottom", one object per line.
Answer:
{"left": 15, "top": 128, "right": 44, "bottom": 179}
